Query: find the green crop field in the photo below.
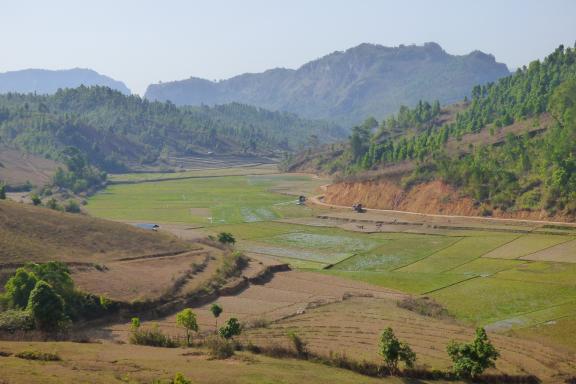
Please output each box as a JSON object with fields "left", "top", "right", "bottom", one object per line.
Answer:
{"left": 88, "top": 171, "right": 576, "bottom": 355}
{"left": 483, "top": 234, "right": 573, "bottom": 259}
{"left": 398, "top": 235, "right": 518, "bottom": 273}
{"left": 332, "top": 236, "right": 458, "bottom": 271}
{"left": 430, "top": 276, "right": 576, "bottom": 324}
{"left": 88, "top": 174, "right": 320, "bottom": 225}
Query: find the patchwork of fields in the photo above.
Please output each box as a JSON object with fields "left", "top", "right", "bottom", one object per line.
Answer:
{"left": 87, "top": 169, "right": 576, "bottom": 366}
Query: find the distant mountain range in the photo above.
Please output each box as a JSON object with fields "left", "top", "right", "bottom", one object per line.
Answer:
{"left": 0, "top": 68, "right": 130, "bottom": 95}
{"left": 145, "top": 42, "right": 510, "bottom": 125}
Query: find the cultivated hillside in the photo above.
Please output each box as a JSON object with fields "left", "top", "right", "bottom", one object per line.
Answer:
{"left": 0, "top": 87, "right": 345, "bottom": 172}
{"left": 0, "top": 68, "right": 131, "bottom": 95}
{"left": 290, "top": 45, "right": 576, "bottom": 221}
{"left": 145, "top": 42, "right": 509, "bottom": 125}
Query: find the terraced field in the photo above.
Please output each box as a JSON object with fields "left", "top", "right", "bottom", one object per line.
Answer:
{"left": 85, "top": 169, "right": 576, "bottom": 380}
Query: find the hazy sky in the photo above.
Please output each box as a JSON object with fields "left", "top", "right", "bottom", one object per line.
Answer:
{"left": 2, "top": 0, "right": 575, "bottom": 95}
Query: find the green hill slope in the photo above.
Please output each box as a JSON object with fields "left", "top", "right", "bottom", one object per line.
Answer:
{"left": 0, "top": 87, "right": 345, "bottom": 172}
{"left": 288, "top": 45, "right": 576, "bottom": 218}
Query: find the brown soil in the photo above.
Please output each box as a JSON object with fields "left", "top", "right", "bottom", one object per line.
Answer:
{"left": 73, "top": 248, "right": 220, "bottom": 302}
{"left": 323, "top": 179, "right": 573, "bottom": 222}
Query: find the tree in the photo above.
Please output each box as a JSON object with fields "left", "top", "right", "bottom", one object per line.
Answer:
{"left": 176, "top": 308, "right": 198, "bottom": 346}
{"left": 26, "top": 280, "right": 67, "bottom": 332}
{"left": 378, "top": 327, "right": 416, "bottom": 374}
{"left": 447, "top": 327, "right": 500, "bottom": 378}
{"left": 0, "top": 183, "right": 6, "bottom": 200}
{"left": 210, "top": 303, "right": 223, "bottom": 331}
{"left": 3, "top": 268, "right": 38, "bottom": 309}
{"left": 217, "top": 232, "right": 235, "bottom": 245}
{"left": 219, "top": 317, "right": 241, "bottom": 340}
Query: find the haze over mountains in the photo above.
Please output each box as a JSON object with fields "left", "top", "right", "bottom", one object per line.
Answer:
{"left": 0, "top": 68, "right": 131, "bottom": 95}
{"left": 145, "top": 42, "right": 510, "bottom": 125}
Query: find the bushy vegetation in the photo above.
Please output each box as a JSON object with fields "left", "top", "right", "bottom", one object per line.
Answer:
{"left": 129, "top": 318, "right": 178, "bottom": 348}
{"left": 0, "top": 86, "right": 344, "bottom": 172}
{"left": 301, "top": 45, "right": 576, "bottom": 215}
{"left": 0, "top": 262, "right": 116, "bottom": 333}
{"left": 14, "top": 350, "right": 61, "bottom": 361}
{"left": 52, "top": 146, "right": 106, "bottom": 194}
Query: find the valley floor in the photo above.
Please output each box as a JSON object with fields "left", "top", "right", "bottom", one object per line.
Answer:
{"left": 2, "top": 165, "right": 575, "bottom": 383}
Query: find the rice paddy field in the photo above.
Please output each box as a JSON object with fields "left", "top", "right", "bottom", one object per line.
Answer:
{"left": 87, "top": 169, "right": 576, "bottom": 366}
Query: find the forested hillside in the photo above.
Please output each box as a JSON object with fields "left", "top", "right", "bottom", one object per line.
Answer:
{"left": 145, "top": 42, "right": 509, "bottom": 125}
{"left": 0, "top": 86, "right": 345, "bottom": 172}
{"left": 290, "top": 45, "right": 576, "bottom": 217}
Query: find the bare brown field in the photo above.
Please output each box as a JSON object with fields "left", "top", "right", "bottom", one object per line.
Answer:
{"left": 243, "top": 297, "right": 576, "bottom": 383}
{"left": 100, "top": 267, "right": 406, "bottom": 341}
{"left": 0, "top": 146, "right": 60, "bottom": 187}
{"left": 73, "top": 248, "right": 220, "bottom": 302}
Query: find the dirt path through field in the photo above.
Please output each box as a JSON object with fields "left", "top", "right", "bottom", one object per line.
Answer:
{"left": 310, "top": 187, "right": 576, "bottom": 229}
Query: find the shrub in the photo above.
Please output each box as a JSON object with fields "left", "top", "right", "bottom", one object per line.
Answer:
{"left": 15, "top": 350, "right": 61, "bottom": 361}
{"left": 46, "top": 198, "right": 60, "bottom": 210}
{"left": 129, "top": 323, "right": 177, "bottom": 348}
{"left": 64, "top": 200, "right": 81, "bottom": 213}
{"left": 397, "top": 297, "right": 448, "bottom": 318}
{"left": 172, "top": 373, "right": 192, "bottom": 384}
{"left": 206, "top": 335, "right": 234, "bottom": 359}
{"left": 447, "top": 327, "right": 499, "bottom": 378}
{"left": 217, "top": 232, "right": 236, "bottom": 245}
{"left": 30, "top": 194, "right": 42, "bottom": 206}
{"left": 287, "top": 331, "right": 308, "bottom": 357}
{"left": 0, "top": 309, "right": 34, "bottom": 332}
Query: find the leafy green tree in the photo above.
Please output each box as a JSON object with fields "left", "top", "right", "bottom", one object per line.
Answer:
{"left": 176, "top": 308, "right": 199, "bottom": 346}
{"left": 217, "top": 232, "right": 236, "bottom": 245}
{"left": 26, "top": 281, "right": 67, "bottom": 332}
{"left": 28, "top": 262, "right": 74, "bottom": 300}
{"left": 3, "top": 268, "right": 38, "bottom": 309}
{"left": 219, "top": 317, "right": 241, "bottom": 340}
{"left": 0, "top": 183, "right": 6, "bottom": 200}
{"left": 447, "top": 327, "right": 500, "bottom": 378}
{"left": 210, "top": 303, "right": 223, "bottom": 331}
{"left": 378, "top": 327, "right": 416, "bottom": 374}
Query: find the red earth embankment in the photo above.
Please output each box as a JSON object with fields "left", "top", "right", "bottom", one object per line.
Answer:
{"left": 323, "top": 179, "right": 574, "bottom": 222}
